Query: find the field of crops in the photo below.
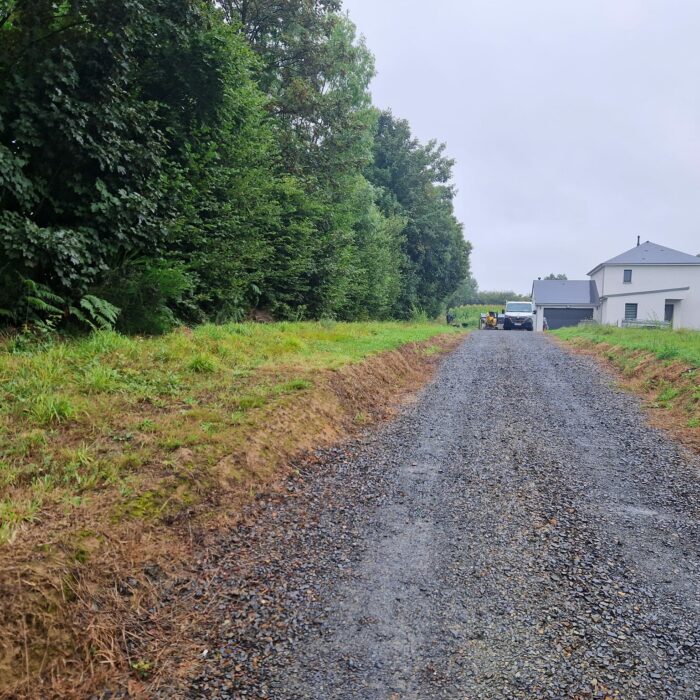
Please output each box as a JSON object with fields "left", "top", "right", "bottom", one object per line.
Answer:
{"left": 451, "top": 304, "right": 505, "bottom": 328}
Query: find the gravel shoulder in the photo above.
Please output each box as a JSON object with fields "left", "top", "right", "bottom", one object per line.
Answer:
{"left": 180, "top": 331, "right": 699, "bottom": 699}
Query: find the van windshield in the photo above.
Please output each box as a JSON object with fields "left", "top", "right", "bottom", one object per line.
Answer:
{"left": 506, "top": 302, "right": 532, "bottom": 313}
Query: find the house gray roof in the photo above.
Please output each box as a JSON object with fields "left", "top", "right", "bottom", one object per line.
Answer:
{"left": 588, "top": 240, "right": 700, "bottom": 274}
{"left": 532, "top": 279, "right": 599, "bottom": 306}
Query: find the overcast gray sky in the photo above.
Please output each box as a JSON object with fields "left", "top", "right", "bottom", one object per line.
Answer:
{"left": 342, "top": 0, "right": 700, "bottom": 293}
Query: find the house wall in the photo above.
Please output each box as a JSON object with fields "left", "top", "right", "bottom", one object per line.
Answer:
{"left": 590, "top": 268, "right": 605, "bottom": 294}
{"left": 603, "top": 291, "right": 679, "bottom": 326}
{"left": 535, "top": 305, "right": 545, "bottom": 331}
{"left": 590, "top": 269, "right": 605, "bottom": 323}
{"left": 596, "top": 265, "right": 700, "bottom": 329}
{"left": 598, "top": 299, "right": 608, "bottom": 324}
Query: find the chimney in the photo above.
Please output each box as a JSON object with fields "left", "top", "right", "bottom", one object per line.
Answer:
{"left": 637, "top": 235, "right": 640, "bottom": 246}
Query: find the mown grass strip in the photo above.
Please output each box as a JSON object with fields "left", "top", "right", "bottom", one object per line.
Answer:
{"left": 0, "top": 321, "right": 458, "bottom": 544}
{"left": 554, "top": 325, "right": 700, "bottom": 367}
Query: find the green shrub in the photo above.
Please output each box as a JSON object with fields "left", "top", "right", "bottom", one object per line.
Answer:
{"left": 94, "top": 260, "right": 193, "bottom": 335}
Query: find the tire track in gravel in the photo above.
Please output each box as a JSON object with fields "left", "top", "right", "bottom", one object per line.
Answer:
{"left": 182, "top": 331, "right": 699, "bottom": 699}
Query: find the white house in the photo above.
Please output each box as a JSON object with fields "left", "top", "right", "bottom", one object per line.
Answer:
{"left": 588, "top": 241, "right": 700, "bottom": 329}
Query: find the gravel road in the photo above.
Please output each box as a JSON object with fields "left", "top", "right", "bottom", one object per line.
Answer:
{"left": 184, "top": 331, "right": 699, "bottom": 699}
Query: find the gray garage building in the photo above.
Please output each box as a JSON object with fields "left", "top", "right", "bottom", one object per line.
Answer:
{"left": 531, "top": 279, "right": 600, "bottom": 331}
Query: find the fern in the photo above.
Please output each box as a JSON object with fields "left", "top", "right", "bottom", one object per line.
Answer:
{"left": 68, "top": 306, "right": 89, "bottom": 326}
{"left": 78, "top": 295, "right": 120, "bottom": 329}
{"left": 2, "top": 276, "right": 120, "bottom": 331}
{"left": 22, "top": 279, "right": 64, "bottom": 305}
{"left": 20, "top": 278, "right": 64, "bottom": 323}
{"left": 25, "top": 296, "right": 63, "bottom": 314}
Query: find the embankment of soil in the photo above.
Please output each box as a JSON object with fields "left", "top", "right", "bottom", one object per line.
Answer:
{"left": 557, "top": 338, "right": 699, "bottom": 453}
{"left": 0, "top": 333, "right": 464, "bottom": 700}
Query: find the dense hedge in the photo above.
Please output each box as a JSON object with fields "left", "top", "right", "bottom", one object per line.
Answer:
{"left": 0, "top": 0, "right": 471, "bottom": 332}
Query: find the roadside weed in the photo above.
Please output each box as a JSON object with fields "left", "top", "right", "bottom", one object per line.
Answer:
{"left": 138, "top": 418, "right": 157, "bottom": 432}
{"left": 658, "top": 386, "right": 680, "bottom": 404}
{"left": 80, "top": 363, "right": 122, "bottom": 394}
{"left": 276, "top": 379, "right": 313, "bottom": 393}
{"left": 188, "top": 354, "right": 218, "bottom": 373}
{"left": 27, "top": 394, "right": 75, "bottom": 425}
{"left": 0, "top": 497, "right": 42, "bottom": 540}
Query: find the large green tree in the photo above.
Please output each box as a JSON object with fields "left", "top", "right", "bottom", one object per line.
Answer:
{"left": 0, "top": 0, "right": 471, "bottom": 330}
{"left": 0, "top": 0, "right": 255, "bottom": 329}
{"left": 0, "top": 0, "right": 291, "bottom": 329}
{"left": 446, "top": 272, "right": 479, "bottom": 308}
{"left": 225, "top": 2, "right": 393, "bottom": 319}
{"left": 0, "top": 0, "right": 174, "bottom": 300}
{"left": 368, "top": 111, "right": 470, "bottom": 317}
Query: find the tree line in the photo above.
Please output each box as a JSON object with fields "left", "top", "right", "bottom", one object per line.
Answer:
{"left": 0, "top": 0, "right": 471, "bottom": 333}
{"left": 446, "top": 274, "right": 529, "bottom": 307}
{"left": 445, "top": 271, "right": 567, "bottom": 308}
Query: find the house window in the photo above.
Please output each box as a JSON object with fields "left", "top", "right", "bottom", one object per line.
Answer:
{"left": 623, "top": 269, "right": 632, "bottom": 283}
{"left": 625, "top": 303, "right": 638, "bottom": 320}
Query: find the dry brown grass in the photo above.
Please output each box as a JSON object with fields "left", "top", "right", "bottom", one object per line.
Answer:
{"left": 0, "top": 332, "right": 463, "bottom": 699}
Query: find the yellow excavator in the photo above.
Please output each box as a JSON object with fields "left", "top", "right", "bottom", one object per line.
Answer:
{"left": 480, "top": 310, "right": 499, "bottom": 330}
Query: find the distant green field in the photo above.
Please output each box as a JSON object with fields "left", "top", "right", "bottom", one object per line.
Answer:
{"left": 555, "top": 325, "right": 700, "bottom": 367}
{"left": 451, "top": 305, "right": 503, "bottom": 328}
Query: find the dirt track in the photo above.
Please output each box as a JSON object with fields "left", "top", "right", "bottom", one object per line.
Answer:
{"left": 182, "top": 332, "right": 699, "bottom": 699}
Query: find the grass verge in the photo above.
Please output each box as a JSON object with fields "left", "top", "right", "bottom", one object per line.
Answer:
{"left": 554, "top": 325, "right": 700, "bottom": 449}
{"left": 555, "top": 324, "right": 700, "bottom": 366}
{"left": 0, "top": 321, "right": 462, "bottom": 698}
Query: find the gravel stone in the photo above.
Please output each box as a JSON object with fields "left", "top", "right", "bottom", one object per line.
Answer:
{"left": 172, "top": 332, "right": 699, "bottom": 699}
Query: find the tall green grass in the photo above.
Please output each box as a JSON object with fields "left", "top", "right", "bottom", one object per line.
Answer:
{"left": 451, "top": 305, "right": 501, "bottom": 328}
{"left": 0, "top": 321, "right": 461, "bottom": 543}
{"left": 554, "top": 325, "right": 700, "bottom": 367}
{"left": 0, "top": 322, "right": 457, "bottom": 421}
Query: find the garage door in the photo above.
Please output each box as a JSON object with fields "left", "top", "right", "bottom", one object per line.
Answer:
{"left": 544, "top": 307, "right": 593, "bottom": 330}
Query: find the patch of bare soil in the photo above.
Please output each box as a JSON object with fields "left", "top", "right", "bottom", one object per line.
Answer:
{"left": 0, "top": 334, "right": 463, "bottom": 700}
{"left": 555, "top": 338, "right": 700, "bottom": 453}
